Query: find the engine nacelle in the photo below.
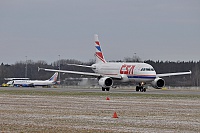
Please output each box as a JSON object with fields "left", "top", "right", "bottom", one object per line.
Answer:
{"left": 98, "top": 77, "right": 113, "bottom": 88}
{"left": 151, "top": 78, "right": 165, "bottom": 89}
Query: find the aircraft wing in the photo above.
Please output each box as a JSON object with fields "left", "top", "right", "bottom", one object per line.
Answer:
{"left": 38, "top": 67, "right": 122, "bottom": 79}
{"left": 66, "top": 64, "right": 95, "bottom": 68}
{"left": 38, "top": 67, "right": 101, "bottom": 77}
{"left": 156, "top": 70, "right": 191, "bottom": 77}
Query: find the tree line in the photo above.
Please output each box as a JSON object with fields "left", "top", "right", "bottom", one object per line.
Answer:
{"left": 0, "top": 59, "right": 199, "bottom": 86}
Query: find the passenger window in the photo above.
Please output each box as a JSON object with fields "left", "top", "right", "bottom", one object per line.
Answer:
{"left": 141, "top": 68, "right": 154, "bottom": 71}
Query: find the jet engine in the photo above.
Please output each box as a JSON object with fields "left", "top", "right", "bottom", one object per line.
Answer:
{"left": 151, "top": 78, "right": 165, "bottom": 89}
{"left": 98, "top": 77, "right": 113, "bottom": 88}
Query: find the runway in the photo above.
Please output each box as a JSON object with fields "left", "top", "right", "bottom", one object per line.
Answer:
{"left": 0, "top": 86, "right": 200, "bottom": 95}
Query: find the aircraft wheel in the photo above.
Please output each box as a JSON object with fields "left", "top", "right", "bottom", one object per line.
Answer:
{"left": 143, "top": 88, "right": 146, "bottom": 92}
{"left": 102, "top": 87, "right": 106, "bottom": 91}
{"left": 106, "top": 87, "right": 110, "bottom": 91}
{"left": 136, "top": 86, "right": 139, "bottom": 92}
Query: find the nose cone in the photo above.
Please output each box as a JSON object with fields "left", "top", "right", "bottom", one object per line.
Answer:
{"left": 152, "top": 70, "right": 156, "bottom": 76}
{"left": 137, "top": 63, "right": 157, "bottom": 81}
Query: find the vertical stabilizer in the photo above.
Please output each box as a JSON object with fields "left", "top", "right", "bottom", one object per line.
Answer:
{"left": 94, "top": 34, "right": 106, "bottom": 63}
{"left": 49, "top": 72, "right": 58, "bottom": 82}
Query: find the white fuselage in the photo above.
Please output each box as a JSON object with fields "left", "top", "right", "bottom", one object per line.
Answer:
{"left": 92, "top": 62, "right": 157, "bottom": 83}
{"left": 12, "top": 80, "right": 55, "bottom": 87}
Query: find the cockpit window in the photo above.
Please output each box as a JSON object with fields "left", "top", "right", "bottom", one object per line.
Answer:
{"left": 146, "top": 68, "right": 151, "bottom": 71}
{"left": 141, "top": 68, "right": 145, "bottom": 71}
{"left": 141, "top": 68, "right": 155, "bottom": 71}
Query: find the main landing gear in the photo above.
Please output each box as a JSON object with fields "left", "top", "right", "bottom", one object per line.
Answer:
{"left": 102, "top": 87, "right": 110, "bottom": 91}
{"left": 136, "top": 83, "right": 146, "bottom": 92}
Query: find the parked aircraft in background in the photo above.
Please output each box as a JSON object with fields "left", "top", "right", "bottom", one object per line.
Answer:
{"left": 39, "top": 34, "right": 191, "bottom": 92}
{"left": 7, "top": 72, "right": 58, "bottom": 87}
{"left": 5, "top": 78, "right": 30, "bottom": 80}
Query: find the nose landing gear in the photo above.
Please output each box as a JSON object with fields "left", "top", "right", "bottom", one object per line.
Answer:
{"left": 136, "top": 83, "right": 146, "bottom": 92}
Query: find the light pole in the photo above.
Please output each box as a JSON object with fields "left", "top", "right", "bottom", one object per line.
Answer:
{"left": 58, "top": 55, "right": 61, "bottom": 84}
{"left": 25, "top": 56, "right": 27, "bottom": 78}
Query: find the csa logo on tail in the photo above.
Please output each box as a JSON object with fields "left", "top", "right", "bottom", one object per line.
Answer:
{"left": 94, "top": 34, "right": 106, "bottom": 63}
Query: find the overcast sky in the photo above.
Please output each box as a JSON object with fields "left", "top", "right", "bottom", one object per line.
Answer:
{"left": 0, "top": 0, "right": 200, "bottom": 64}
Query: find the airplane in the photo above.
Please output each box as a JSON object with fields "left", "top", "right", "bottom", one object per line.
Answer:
{"left": 38, "top": 34, "right": 191, "bottom": 92}
{"left": 8, "top": 72, "right": 58, "bottom": 87}
{"left": 5, "top": 78, "right": 30, "bottom": 80}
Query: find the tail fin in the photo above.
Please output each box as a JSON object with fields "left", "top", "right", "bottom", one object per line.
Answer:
{"left": 94, "top": 34, "right": 106, "bottom": 63}
{"left": 49, "top": 72, "right": 58, "bottom": 82}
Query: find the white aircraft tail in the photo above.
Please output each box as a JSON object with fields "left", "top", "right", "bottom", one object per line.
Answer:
{"left": 94, "top": 34, "right": 106, "bottom": 63}
{"left": 48, "top": 72, "right": 58, "bottom": 82}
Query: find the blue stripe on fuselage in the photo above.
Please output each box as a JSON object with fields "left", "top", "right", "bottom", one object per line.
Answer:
{"left": 128, "top": 75, "right": 156, "bottom": 79}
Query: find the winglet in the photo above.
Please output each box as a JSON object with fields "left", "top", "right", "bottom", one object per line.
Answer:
{"left": 38, "top": 67, "right": 45, "bottom": 71}
{"left": 189, "top": 70, "right": 192, "bottom": 74}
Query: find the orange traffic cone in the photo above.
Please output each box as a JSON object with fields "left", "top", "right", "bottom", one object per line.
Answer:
{"left": 106, "top": 97, "right": 110, "bottom": 100}
{"left": 113, "top": 112, "right": 118, "bottom": 118}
